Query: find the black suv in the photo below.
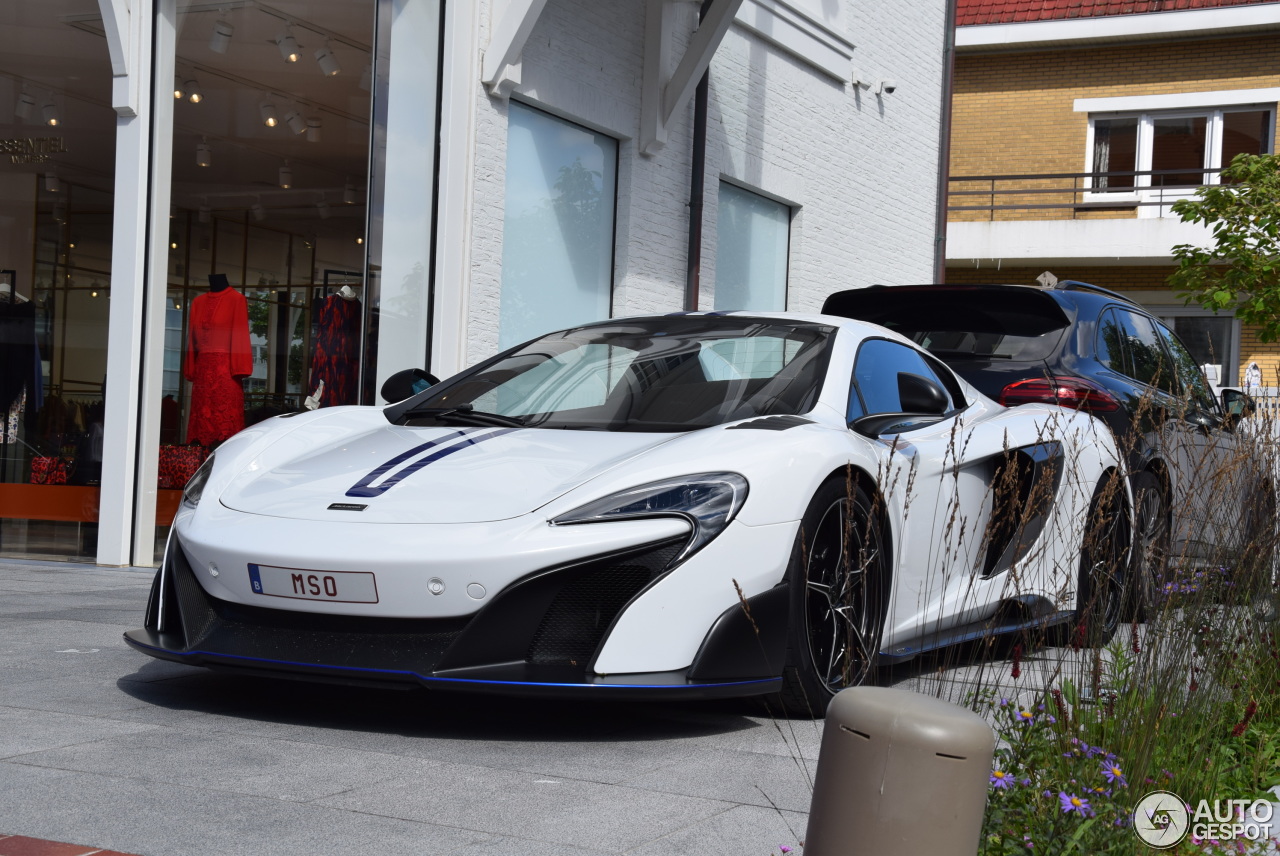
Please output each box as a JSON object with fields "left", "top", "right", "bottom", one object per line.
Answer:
{"left": 823, "top": 281, "right": 1269, "bottom": 613}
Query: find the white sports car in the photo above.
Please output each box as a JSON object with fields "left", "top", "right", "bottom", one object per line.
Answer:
{"left": 127, "top": 312, "right": 1128, "bottom": 714}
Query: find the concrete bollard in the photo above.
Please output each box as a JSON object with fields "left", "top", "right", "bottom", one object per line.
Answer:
{"left": 804, "top": 686, "right": 996, "bottom": 856}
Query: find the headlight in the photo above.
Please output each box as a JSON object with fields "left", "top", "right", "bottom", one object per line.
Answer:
{"left": 182, "top": 454, "right": 216, "bottom": 507}
{"left": 552, "top": 472, "right": 748, "bottom": 563}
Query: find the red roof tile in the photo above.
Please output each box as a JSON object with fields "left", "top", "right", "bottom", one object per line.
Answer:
{"left": 958, "top": 0, "right": 1280, "bottom": 26}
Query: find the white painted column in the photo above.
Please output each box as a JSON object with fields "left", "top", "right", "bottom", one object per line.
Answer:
{"left": 98, "top": 0, "right": 175, "bottom": 566}
{"left": 429, "top": 0, "right": 481, "bottom": 379}
{"left": 97, "top": 0, "right": 156, "bottom": 566}
{"left": 132, "top": 0, "right": 177, "bottom": 566}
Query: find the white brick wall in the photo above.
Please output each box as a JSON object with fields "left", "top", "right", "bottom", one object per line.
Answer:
{"left": 459, "top": 0, "right": 948, "bottom": 365}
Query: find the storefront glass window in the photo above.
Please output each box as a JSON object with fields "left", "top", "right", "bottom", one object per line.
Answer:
{"left": 0, "top": 0, "right": 117, "bottom": 560}
{"left": 500, "top": 102, "right": 618, "bottom": 349}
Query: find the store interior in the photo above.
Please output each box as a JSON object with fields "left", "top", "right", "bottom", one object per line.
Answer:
{"left": 0, "top": 0, "right": 375, "bottom": 559}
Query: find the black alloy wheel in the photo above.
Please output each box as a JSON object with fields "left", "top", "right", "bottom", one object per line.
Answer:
{"left": 778, "top": 476, "right": 888, "bottom": 716}
{"left": 1125, "top": 470, "right": 1169, "bottom": 619}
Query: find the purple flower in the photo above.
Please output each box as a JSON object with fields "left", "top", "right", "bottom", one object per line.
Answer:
{"left": 1016, "top": 709, "right": 1036, "bottom": 724}
{"left": 1101, "top": 763, "right": 1127, "bottom": 788}
{"left": 1043, "top": 790, "right": 1054, "bottom": 799}
{"left": 1021, "top": 778, "right": 1032, "bottom": 786}
{"left": 990, "top": 770, "right": 1013, "bottom": 789}
{"left": 1059, "top": 792, "right": 1094, "bottom": 817}
{"left": 779, "top": 848, "right": 792, "bottom": 854}
{"left": 1044, "top": 714, "right": 1057, "bottom": 724}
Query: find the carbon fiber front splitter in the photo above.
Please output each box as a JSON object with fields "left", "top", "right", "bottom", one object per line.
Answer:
{"left": 122, "top": 628, "right": 781, "bottom": 699}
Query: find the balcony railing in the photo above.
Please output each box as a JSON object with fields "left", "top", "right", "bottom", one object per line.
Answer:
{"left": 948, "top": 167, "right": 1225, "bottom": 220}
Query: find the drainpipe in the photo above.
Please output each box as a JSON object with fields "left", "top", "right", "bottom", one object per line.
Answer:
{"left": 685, "top": 0, "right": 713, "bottom": 311}
{"left": 933, "top": 0, "right": 958, "bottom": 283}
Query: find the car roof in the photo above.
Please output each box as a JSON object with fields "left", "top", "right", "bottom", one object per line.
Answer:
{"left": 596, "top": 309, "right": 923, "bottom": 343}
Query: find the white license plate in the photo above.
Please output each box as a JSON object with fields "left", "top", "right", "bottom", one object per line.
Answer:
{"left": 247, "top": 564, "right": 379, "bottom": 604}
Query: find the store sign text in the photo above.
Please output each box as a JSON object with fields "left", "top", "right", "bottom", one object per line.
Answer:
{"left": 2, "top": 137, "right": 67, "bottom": 164}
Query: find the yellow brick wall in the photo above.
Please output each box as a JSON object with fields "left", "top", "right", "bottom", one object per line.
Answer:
{"left": 944, "top": 265, "right": 1280, "bottom": 384}
{"left": 949, "top": 36, "right": 1280, "bottom": 222}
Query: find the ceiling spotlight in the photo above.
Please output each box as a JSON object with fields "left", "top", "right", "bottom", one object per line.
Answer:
{"left": 15, "top": 91, "right": 35, "bottom": 121}
{"left": 276, "top": 27, "right": 300, "bottom": 63}
{"left": 209, "top": 19, "right": 233, "bottom": 54}
{"left": 355, "top": 236, "right": 363, "bottom": 245}
{"left": 53, "top": 200, "right": 67, "bottom": 223}
{"left": 305, "top": 118, "right": 321, "bottom": 143}
{"left": 315, "top": 42, "right": 341, "bottom": 77}
{"left": 251, "top": 200, "right": 266, "bottom": 221}
{"left": 186, "top": 79, "right": 203, "bottom": 104}
{"left": 174, "top": 76, "right": 185, "bottom": 100}
{"left": 43, "top": 101, "right": 59, "bottom": 126}
{"left": 44, "top": 171, "right": 58, "bottom": 193}
{"left": 316, "top": 201, "right": 330, "bottom": 219}
{"left": 284, "top": 110, "right": 306, "bottom": 135}
{"left": 260, "top": 100, "right": 278, "bottom": 127}
{"left": 343, "top": 179, "right": 357, "bottom": 205}
{"left": 358, "top": 64, "right": 372, "bottom": 92}
{"left": 196, "top": 139, "right": 212, "bottom": 168}
{"left": 278, "top": 163, "right": 292, "bottom": 189}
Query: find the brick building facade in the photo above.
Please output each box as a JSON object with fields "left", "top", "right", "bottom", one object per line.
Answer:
{"left": 947, "top": 0, "right": 1280, "bottom": 384}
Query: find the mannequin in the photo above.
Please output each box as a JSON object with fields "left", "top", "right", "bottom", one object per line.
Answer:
{"left": 184, "top": 273, "right": 252, "bottom": 444}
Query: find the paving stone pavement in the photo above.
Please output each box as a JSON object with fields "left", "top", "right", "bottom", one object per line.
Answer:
{"left": 0, "top": 557, "right": 1152, "bottom": 856}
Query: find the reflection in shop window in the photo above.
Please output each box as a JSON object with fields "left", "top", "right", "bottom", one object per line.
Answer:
{"left": 500, "top": 102, "right": 617, "bottom": 349}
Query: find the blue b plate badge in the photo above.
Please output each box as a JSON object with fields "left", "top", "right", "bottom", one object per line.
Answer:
{"left": 247, "top": 564, "right": 379, "bottom": 604}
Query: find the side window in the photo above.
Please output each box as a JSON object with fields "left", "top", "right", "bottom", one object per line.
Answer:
{"left": 1115, "top": 310, "right": 1177, "bottom": 394}
{"left": 1095, "top": 308, "right": 1126, "bottom": 373}
{"left": 1156, "top": 322, "right": 1217, "bottom": 413}
{"left": 852, "top": 339, "right": 954, "bottom": 416}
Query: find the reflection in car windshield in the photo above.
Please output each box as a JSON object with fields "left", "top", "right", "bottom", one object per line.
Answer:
{"left": 401, "top": 317, "right": 835, "bottom": 432}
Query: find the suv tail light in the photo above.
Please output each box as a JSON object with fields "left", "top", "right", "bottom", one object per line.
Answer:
{"left": 999, "top": 376, "right": 1120, "bottom": 412}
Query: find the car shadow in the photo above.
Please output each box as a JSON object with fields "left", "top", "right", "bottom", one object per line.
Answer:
{"left": 115, "top": 661, "right": 775, "bottom": 742}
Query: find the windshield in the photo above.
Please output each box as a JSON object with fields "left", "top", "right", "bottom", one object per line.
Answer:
{"left": 395, "top": 317, "right": 835, "bottom": 432}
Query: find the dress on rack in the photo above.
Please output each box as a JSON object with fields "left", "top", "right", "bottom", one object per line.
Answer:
{"left": 184, "top": 288, "right": 253, "bottom": 445}
{"left": 308, "top": 294, "right": 362, "bottom": 407}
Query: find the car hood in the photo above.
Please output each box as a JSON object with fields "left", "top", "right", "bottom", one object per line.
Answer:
{"left": 218, "top": 417, "right": 682, "bottom": 523}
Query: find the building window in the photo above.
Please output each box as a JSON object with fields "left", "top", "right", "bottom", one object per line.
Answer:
{"left": 714, "top": 182, "right": 791, "bottom": 311}
{"left": 1088, "top": 107, "right": 1272, "bottom": 192}
{"left": 500, "top": 102, "right": 617, "bottom": 349}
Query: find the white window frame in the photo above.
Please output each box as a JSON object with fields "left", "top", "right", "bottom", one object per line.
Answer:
{"left": 1078, "top": 89, "right": 1277, "bottom": 211}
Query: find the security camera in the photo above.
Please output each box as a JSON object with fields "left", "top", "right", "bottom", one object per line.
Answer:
{"left": 876, "top": 79, "right": 897, "bottom": 95}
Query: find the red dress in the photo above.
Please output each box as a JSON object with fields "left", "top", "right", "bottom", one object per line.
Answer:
{"left": 184, "top": 288, "right": 253, "bottom": 445}
{"left": 309, "top": 294, "right": 362, "bottom": 406}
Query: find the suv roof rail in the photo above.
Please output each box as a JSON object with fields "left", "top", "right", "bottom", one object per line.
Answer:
{"left": 1053, "top": 280, "right": 1138, "bottom": 305}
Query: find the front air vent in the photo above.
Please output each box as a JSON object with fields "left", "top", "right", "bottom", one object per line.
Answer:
{"left": 526, "top": 539, "right": 683, "bottom": 666}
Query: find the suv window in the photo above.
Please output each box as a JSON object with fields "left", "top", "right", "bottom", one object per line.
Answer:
{"left": 851, "top": 338, "right": 955, "bottom": 419}
{"left": 1155, "top": 321, "right": 1218, "bottom": 414}
{"left": 1112, "top": 309, "right": 1177, "bottom": 395}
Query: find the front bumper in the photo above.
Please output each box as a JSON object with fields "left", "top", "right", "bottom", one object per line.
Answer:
{"left": 124, "top": 535, "right": 784, "bottom": 700}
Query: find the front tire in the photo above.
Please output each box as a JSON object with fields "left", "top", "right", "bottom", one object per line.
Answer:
{"left": 778, "top": 475, "right": 889, "bottom": 717}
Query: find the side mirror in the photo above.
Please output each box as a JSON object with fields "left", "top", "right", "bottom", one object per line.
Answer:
{"left": 898, "top": 372, "right": 950, "bottom": 415}
{"left": 381, "top": 368, "right": 440, "bottom": 404}
{"left": 1222, "top": 388, "right": 1257, "bottom": 419}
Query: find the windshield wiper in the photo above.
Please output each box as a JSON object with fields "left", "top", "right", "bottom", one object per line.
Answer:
{"left": 405, "top": 404, "right": 529, "bottom": 428}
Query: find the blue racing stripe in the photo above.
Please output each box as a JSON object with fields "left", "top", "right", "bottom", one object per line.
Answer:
{"left": 346, "top": 427, "right": 518, "bottom": 498}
